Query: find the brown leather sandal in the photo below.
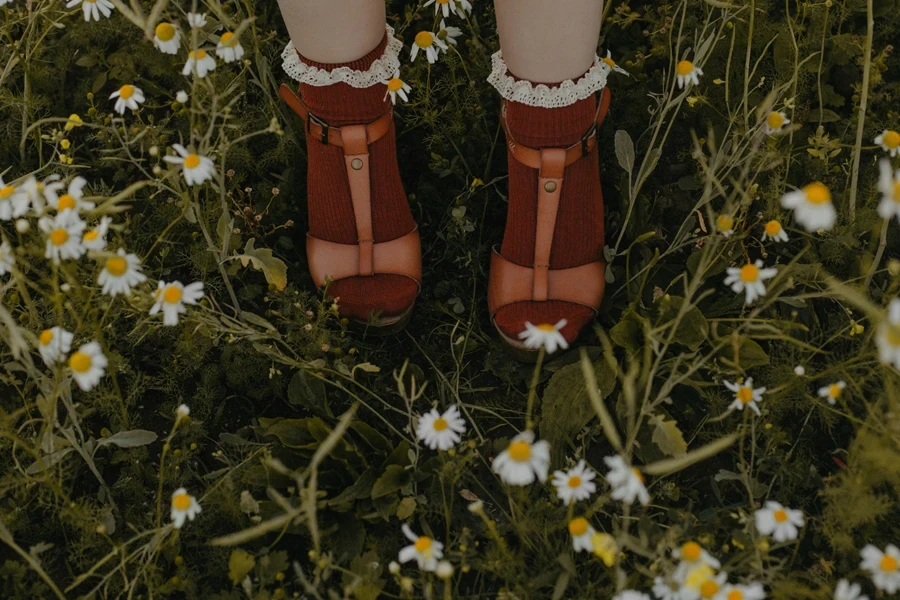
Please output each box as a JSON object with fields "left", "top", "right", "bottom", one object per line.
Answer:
{"left": 488, "top": 87, "right": 611, "bottom": 354}
{"left": 280, "top": 84, "right": 422, "bottom": 330}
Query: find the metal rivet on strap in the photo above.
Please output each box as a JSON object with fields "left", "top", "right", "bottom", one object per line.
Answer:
{"left": 351, "top": 158, "right": 364, "bottom": 170}
{"left": 544, "top": 181, "right": 558, "bottom": 193}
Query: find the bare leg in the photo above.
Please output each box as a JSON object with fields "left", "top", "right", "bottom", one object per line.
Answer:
{"left": 495, "top": 0, "right": 604, "bottom": 83}
{"left": 276, "top": 0, "right": 386, "bottom": 64}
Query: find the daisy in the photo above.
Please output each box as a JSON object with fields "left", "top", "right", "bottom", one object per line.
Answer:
{"left": 50, "top": 176, "right": 95, "bottom": 213}
{"left": 568, "top": 517, "right": 596, "bottom": 553}
{"left": 604, "top": 455, "right": 650, "bottom": 506}
{"left": 21, "top": 174, "right": 64, "bottom": 214}
{"left": 67, "top": 0, "right": 114, "bottom": 22}
{"left": 764, "top": 111, "right": 790, "bottom": 135}
{"left": 716, "top": 214, "right": 734, "bottom": 236}
{"left": 455, "top": 0, "right": 473, "bottom": 13}
{"left": 98, "top": 248, "right": 147, "bottom": 297}
{"left": 518, "top": 319, "right": 568, "bottom": 354}
{"left": 37, "top": 326, "right": 73, "bottom": 367}
{"left": 874, "top": 130, "right": 900, "bottom": 157}
{"left": 109, "top": 84, "right": 145, "bottom": 115}
{"left": 39, "top": 210, "right": 86, "bottom": 264}
{"left": 654, "top": 577, "right": 681, "bottom": 600}
{"left": 551, "top": 459, "right": 597, "bottom": 506}
{"left": 602, "top": 50, "right": 631, "bottom": 76}
{"left": 398, "top": 524, "right": 443, "bottom": 572}
{"left": 424, "top": 0, "right": 458, "bottom": 18}
{"left": 761, "top": 219, "right": 788, "bottom": 243}
{"left": 150, "top": 280, "right": 205, "bottom": 326}
{"left": 182, "top": 50, "right": 217, "bottom": 78}
{"left": 491, "top": 430, "right": 551, "bottom": 486}
{"left": 410, "top": 31, "right": 447, "bottom": 64}
{"left": 382, "top": 69, "right": 411, "bottom": 105}
{"left": 0, "top": 176, "right": 30, "bottom": 220}
{"left": 153, "top": 22, "right": 181, "bottom": 54}
{"left": 81, "top": 216, "right": 112, "bottom": 251}
{"left": 164, "top": 144, "right": 216, "bottom": 186}
{"left": 780, "top": 181, "right": 836, "bottom": 232}
{"left": 876, "top": 159, "right": 900, "bottom": 222}
{"left": 186, "top": 12, "right": 207, "bottom": 28}
{"left": 680, "top": 564, "right": 727, "bottom": 600}
{"left": 715, "top": 583, "right": 765, "bottom": 600}
{"left": 591, "top": 532, "right": 618, "bottom": 567}
{"left": 754, "top": 501, "right": 804, "bottom": 542}
{"left": 876, "top": 299, "right": 900, "bottom": 369}
{"left": 416, "top": 404, "right": 466, "bottom": 450}
{"left": 614, "top": 592, "right": 652, "bottom": 600}
{"left": 723, "top": 378, "right": 766, "bottom": 416}
{"left": 437, "top": 19, "right": 462, "bottom": 50}
{"left": 675, "top": 60, "right": 702, "bottom": 89}
{"left": 833, "top": 579, "right": 868, "bottom": 600}
{"left": 216, "top": 32, "right": 245, "bottom": 63}
{"left": 68, "top": 341, "right": 108, "bottom": 391}
{"left": 817, "top": 380, "right": 845, "bottom": 405}
{"left": 672, "top": 541, "right": 721, "bottom": 582}
{"left": 0, "top": 239, "right": 14, "bottom": 276}
{"left": 861, "top": 544, "right": 900, "bottom": 593}
{"left": 170, "top": 488, "right": 202, "bottom": 529}
{"left": 724, "top": 260, "right": 777, "bottom": 305}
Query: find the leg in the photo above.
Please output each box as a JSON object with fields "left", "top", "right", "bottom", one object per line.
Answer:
{"left": 276, "top": 0, "right": 386, "bottom": 64}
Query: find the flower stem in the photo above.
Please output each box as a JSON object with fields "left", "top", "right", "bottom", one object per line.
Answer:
{"left": 525, "top": 348, "right": 545, "bottom": 430}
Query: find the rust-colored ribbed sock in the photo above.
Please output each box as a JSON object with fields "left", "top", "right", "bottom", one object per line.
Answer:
{"left": 297, "top": 34, "right": 417, "bottom": 320}
{"left": 493, "top": 84, "right": 606, "bottom": 344}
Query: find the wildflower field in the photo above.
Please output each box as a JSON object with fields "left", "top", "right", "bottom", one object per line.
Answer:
{"left": 3, "top": 0, "right": 900, "bottom": 598}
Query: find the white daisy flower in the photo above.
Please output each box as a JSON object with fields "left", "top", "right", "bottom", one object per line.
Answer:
{"left": 602, "top": 50, "right": 631, "bottom": 76}
{"left": 410, "top": 31, "right": 447, "bottom": 64}
{"left": 153, "top": 22, "right": 181, "bottom": 54}
{"left": 874, "top": 129, "right": 900, "bottom": 157}
{"left": 716, "top": 214, "right": 734, "bottom": 236}
{"left": 518, "top": 319, "right": 568, "bottom": 354}
{"left": 675, "top": 60, "right": 702, "bottom": 89}
{"left": 0, "top": 176, "right": 30, "bottom": 220}
{"left": 176, "top": 403, "right": 190, "bottom": 419}
{"left": 861, "top": 544, "right": 900, "bottom": 594}
{"left": 817, "top": 380, "right": 845, "bottom": 405}
{"left": 876, "top": 299, "right": 900, "bottom": 369}
{"left": 491, "top": 430, "right": 551, "bottom": 486}
{"left": 382, "top": 69, "right": 411, "bottom": 105}
{"left": 672, "top": 541, "right": 721, "bottom": 582}
{"left": 37, "top": 326, "right": 74, "bottom": 367}
{"left": 614, "top": 592, "right": 652, "bottom": 600}
{"left": 98, "top": 248, "right": 147, "bottom": 297}
{"left": 833, "top": 579, "right": 868, "bottom": 600}
{"left": 170, "top": 488, "right": 202, "bottom": 529}
{"left": 109, "top": 84, "right": 145, "bottom": 115}
{"left": 176, "top": 90, "right": 189, "bottom": 104}
{"left": 67, "top": 0, "right": 114, "bottom": 22}
{"left": 424, "top": 0, "right": 458, "bottom": 18}
{"left": 455, "top": 0, "right": 473, "bottom": 13}
{"left": 50, "top": 176, "right": 95, "bottom": 213}
{"left": 81, "top": 216, "right": 112, "bottom": 251}
{"left": 398, "top": 524, "right": 443, "bottom": 572}
{"left": 761, "top": 219, "right": 788, "bottom": 243}
{"left": 723, "top": 378, "right": 766, "bottom": 416}
{"left": 21, "top": 174, "right": 64, "bottom": 214}
{"left": 186, "top": 12, "right": 207, "bottom": 28}
{"left": 182, "top": 49, "right": 217, "bottom": 78}
{"left": 654, "top": 577, "right": 681, "bottom": 600}
{"left": 39, "top": 210, "right": 86, "bottom": 264}
{"left": 754, "top": 501, "right": 804, "bottom": 542}
{"left": 568, "top": 517, "right": 596, "bottom": 553}
{"left": 604, "top": 455, "right": 650, "bottom": 506}
{"left": 764, "top": 111, "right": 790, "bottom": 135}
{"left": 714, "top": 583, "right": 765, "bottom": 600}
{"left": 437, "top": 19, "right": 462, "bottom": 50}
{"left": 164, "top": 144, "right": 216, "bottom": 186}
{"left": 416, "top": 405, "right": 466, "bottom": 450}
{"left": 68, "top": 341, "right": 108, "bottom": 391}
{"left": 679, "top": 565, "right": 727, "bottom": 600}
{"left": 876, "top": 159, "right": 900, "bottom": 222}
{"left": 724, "top": 260, "right": 777, "bottom": 305}
{"left": 551, "top": 459, "right": 597, "bottom": 506}
{"left": 780, "top": 181, "right": 836, "bottom": 232}
{"left": 215, "top": 32, "right": 245, "bottom": 63}
{"left": 150, "top": 280, "right": 205, "bottom": 326}
{"left": 0, "top": 239, "right": 14, "bottom": 276}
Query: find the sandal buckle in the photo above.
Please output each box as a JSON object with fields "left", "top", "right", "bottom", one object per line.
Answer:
{"left": 308, "top": 112, "right": 330, "bottom": 145}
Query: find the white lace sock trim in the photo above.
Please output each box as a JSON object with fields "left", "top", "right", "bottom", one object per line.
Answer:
{"left": 487, "top": 51, "right": 611, "bottom": 108}
{"left": 281, "top": 24, "right": 402, "bottom": 88}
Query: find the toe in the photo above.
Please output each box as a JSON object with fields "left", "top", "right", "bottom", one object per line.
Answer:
{"left": 327, "top": 274, "right": 418, "bottom": 322}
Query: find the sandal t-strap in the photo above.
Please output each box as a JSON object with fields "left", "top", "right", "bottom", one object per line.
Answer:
{"left": 488, "top": 87, "right": 611, "bottom": 345}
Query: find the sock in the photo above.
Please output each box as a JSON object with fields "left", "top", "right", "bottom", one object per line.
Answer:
{"left": 493, "top": 81, "right": 606, "bottom": 344}
{"left": 296, "top": 35, "right": 418, "bottom": 320}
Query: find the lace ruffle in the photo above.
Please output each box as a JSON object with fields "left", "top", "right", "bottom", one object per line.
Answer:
{"left": 281, "top": 25, "right": 402, "bottom": 88}
{"left": 487, "top": 51, "right": 611, "bottom": 108}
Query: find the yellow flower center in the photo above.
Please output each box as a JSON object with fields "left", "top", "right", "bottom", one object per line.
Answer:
{"left": 884, "top": 130, "right": 900, "bottom": 149}
{"left": 766, "top": 112, "right": 784, "bottom": 129}
{"left": 57, "top": 194, "right": 76, "bottom": 211}
{"left": 172, "top": 493, "right": 192, "bottom": 511}
{"left": 773, "top": 509, "right": 788, "bottom": 523}
{"left": 567, "top": 475, "right": 582, "bottom": 488}
{"left": 433, "top": 417, "right": 448, "bottom": 431}
{"left": 632, "top": 467, "right": 644, "bottom": 483}
{"left": 437, "top": 0, "right": 450, "bottom": 3}
{"left": 881, "top": 555, "right": 898, "bottom": 572}
{"left": 685, "top": 565, "right": 715, "bottom": 590}
{"left": 828, "top": 384, "right": 842, "bottom": 399}
{"left": 508, "top": 440, "right": 532, "bottom": 462}
{"left": 39, "top": 329, "right": 54, "bottom": 345}
{"left": 184, "top": 154, "right": 202, "bottom": 169}
{"left": 602, "top": 56, "right": 616, "bottom": 68}
{"left": 803, "top": 182, "right": 831, "bottom": 205}
{"left": 189, "top": 50, "right": 208, "bottom": 60}
{"left": 119, "top": 84, "right": 135, "bottom": 99}
{"left": 0, "top": 185, "right": 14, "bottom": 199}
{"left": 415, "top": 31, "right": 434, "bottom": 48}
{"left": 700, "top": 581, "right": 720, "bottom": 599}
{"left": 737, "top": 387, "right": 753, "bottom": 404}
{"left": 764, "top": 220, "right": 782, "bottom": 236}
{"left": 716, "top": 214, "right": 734, "bottom": 232}
{"left": 220, "top": 32, "right": 238, "bottom": 47}
{"left": 676, "top": 60, "right": 694, "bottom": 76}
{"left": 69, "top": 351, "right": 92, "bottom": 373}
{"left": 681, "top": 541, "right": 702, "bottom": 561}
{"left": 156, "top": 22, "right": 176, "bottom": 42}
{"left": 536, "top": 323, "right": 556, "bottom": 332}
{"left": 414, "top": 536, "right": 432, "bottom": 553}
{"left": 568, "top": 517, "right": 589, "bottom": 537}
{"left": 106, "top": 257, "right": 128, "bottom": 277}
{"left": 727, "top": 591, "right": 744, "bottom": 600}
{"left": 387, "top": 78, "right": 404, "bottom": 92}
{"left": 887, "top": 324, "right": 900, "bottom": 347}
{"left": 84, "top": 230, "right": 100, "bottom": 241}
{"left": 164, "top": 286, "right": 183, "bottom": 304}
{"left": 740, "top": 264, "right": 759, "bottom": 282}
{"left": 50, "top": 229, "right": 69, "bottom": 246}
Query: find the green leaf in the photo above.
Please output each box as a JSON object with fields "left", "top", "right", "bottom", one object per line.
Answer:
{"left": 615, "top": 130, "right": 635, "bottom": 173}
{"left": 228, "top": 549, "right": 256, "bottom": 586}
{"left": 231, "top": 238, "right": 288, "bottom": 291}
{"left": 262, "top": 418, "right": 328, "bottom": 449}
{"left": 371, "top": 465, "right": 412, "bottom": 499}
{"left": 650, "top": 415, "right": 688, "bottom": 457}
{"left": 396, "top": 497, "right": 417, "bottom": 520}
{"left": 350, "top": 421, "right": 392, "bottom": 455}
{"left": 610, "top": 318, "right": 642, "bottom": 351}
{"left": 328, "top": 470, "right": 378, "bottom": 507}
{"left": 287, "top": 370, "right": 329, "bottom": 417}
{"left": 659, "top": 296, "right": 708, "bottom": 351}
{"left": 716, "top": 337, "right": 770, "bottom": 370}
